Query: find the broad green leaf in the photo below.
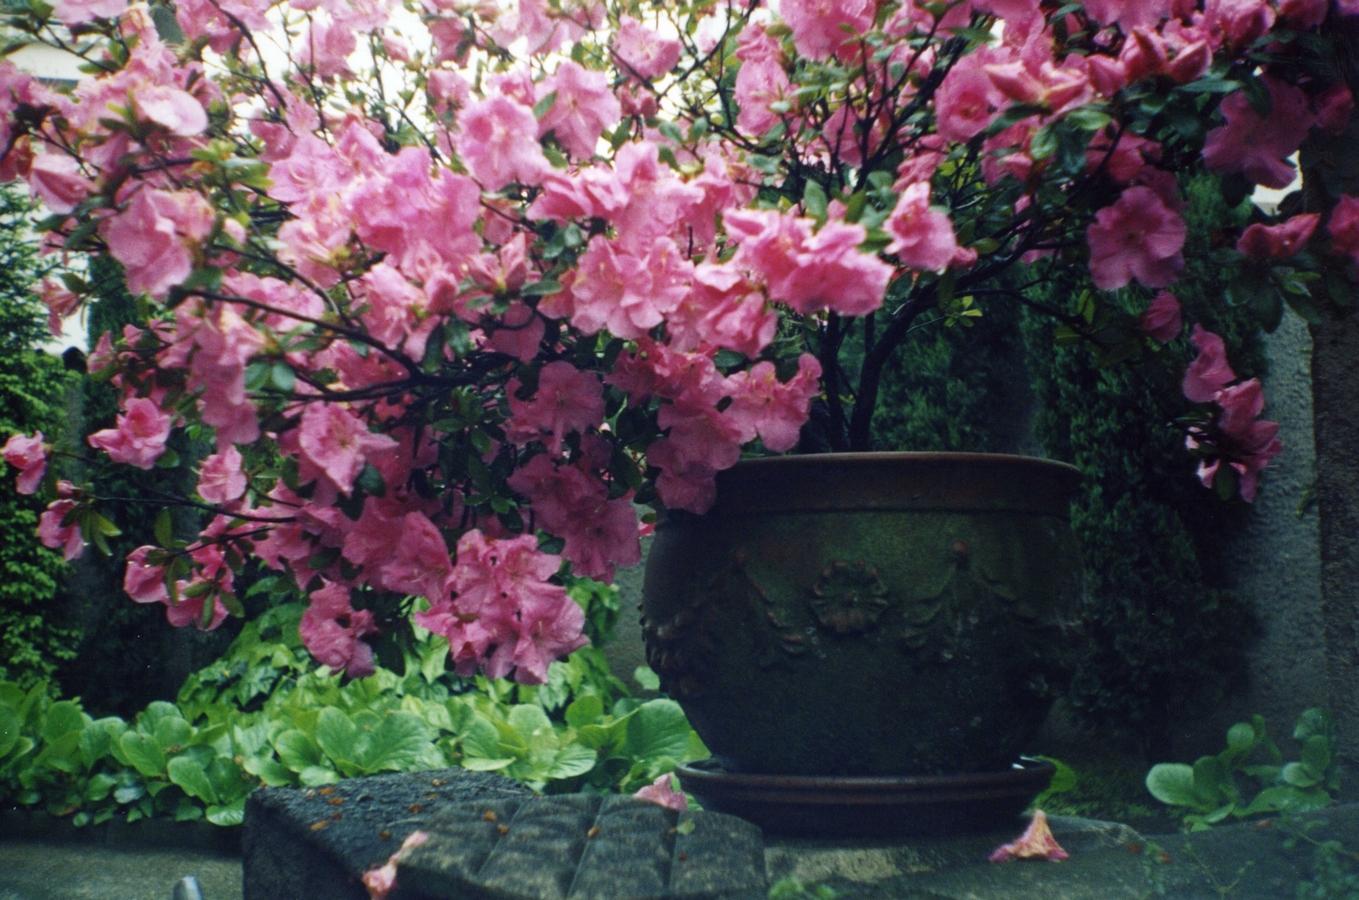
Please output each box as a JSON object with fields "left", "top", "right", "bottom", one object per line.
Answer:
{"left": 0, "top": 706, "right": 19, "bottom": 758}
{"left": 633, "top": 667, "right": 660, "bottom": 691}
{"left": 565, "top": 696, "right": 604, "bottom": 729}
{"left": 273, "top": 730, "right": 323, "bottom": 772}
{"left": 207, "top": 799, "right": 246, "bottom": 827}
{"left": 1299, "top": 734, "right": 1331, "bottom": 775}
{"left": 315, "top": 708, "right": 361, "bottom": 768}
{"left": 84, "top": 773, "right": 117, "bottom": 802}
{"left": 1146, "top": 763, "right": 1198, "bottom": 807}
{"left": 43, "top": 701, "right": 86, "bottom": 741}
{"left": 1280, "top": 761, "right": 1321, "bottom": 788}
{"left": 243, "top": 756, "right": 296, "bottom": 787}
{"left": 1225, "top": 722, "right": 1257, "bottom": 752}
{"left": 357, "top": 712, "right": 434, "bottom": 773}
{"left": 121, "top": 732, "right": 168, "bottom": 777}
{"left": 80, "top": 720, "right": 115, "bottom": 769}
{"left": 623, "top": 700, "right": 692, "bottom": 766}
{"left": 461, "top": 757, "right": 515, "bottom": 771}
{"left": 459, "top": 712, "right": 509, "bottom": 760}
{"left": 154, "top": 715, "right": 193, "bottom": 752}
{"left": 545, "top": 743, "right": 598, "bottom": 780}
{"left": 34, "top": 732, "right": 82, "bottom": 773}
{"left": 298, "top": 765, "right": 340, "bottom": 786}
{"left": 168, "top": 755, "right": 218, "bottom": 805}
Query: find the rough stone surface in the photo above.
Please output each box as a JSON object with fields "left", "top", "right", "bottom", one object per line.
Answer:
{"left": 397, "top": 794, "right": 766, "bottom": 900}
{"left": 241, "top": 767, "right": 529, "bottom": 900}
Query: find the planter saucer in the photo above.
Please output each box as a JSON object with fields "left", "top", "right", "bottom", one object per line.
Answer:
{"left": 675, "top": 757, "right": 1055, "bottom": 838}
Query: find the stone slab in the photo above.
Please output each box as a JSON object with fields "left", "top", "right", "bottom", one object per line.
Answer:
{"left": 241, "top": 767, "right": 529, "bottom": 900}
{"left": 397, "top": 794, "right": 767, "bottom": 900}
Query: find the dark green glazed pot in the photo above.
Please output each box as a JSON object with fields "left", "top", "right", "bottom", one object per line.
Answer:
{"left": 641, "top": 452, "right": 1083, "bottom": 778}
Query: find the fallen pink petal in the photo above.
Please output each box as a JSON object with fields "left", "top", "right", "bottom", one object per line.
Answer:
{"left": 989, "top": 810, "right": 1070, "bottom": 863}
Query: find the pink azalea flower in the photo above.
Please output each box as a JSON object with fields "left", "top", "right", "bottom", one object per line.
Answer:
{"left": 989, "top": 810, "right": 1070, "bottom": 862}
{"left": 649, "top": 410, "right": 743, "bottom": 514}
{"left": 1190, "top": 378, "right": 1282, "bottom": 502}
{"left": 28, "top": 152, "right": 94, "bottom": 215}
{"left": 885, "top": 183, "right": 961, "bottom": 272}
{"left": 1085, "top": 186, "right": 1186, "bottom": 291}
{"left": 537, "top": 61, "right": 621, "bottom": 159}
{"left": 1235, "top": 214, "right": 1319, "bottom": 260}
{"left": 780, "top": 0, "right": 874, "bottom": 61}
{"left": 38, "top": 499, "right": 84, "bottom": 561}
{"left": 1182, "top": 325, "right": 1236, "bottom": 403}
{"left": 1140, "top": 291, "right": 1182, "bottom": 343}
{"left": 1202, "top": 78, "right": 1313, "bottom": 190}
{"left": 124, "top": 545, "right": 170, "bottom": 605}
{"left": 456, "top": 96, "right": 549, "bottom": 190}
{"left": 100, "top": 189, "right": 216, "bottom": 300}
{"left": 3, "top": 432, "right": 47, "bottom": 495}
{"left": 613, "top": 16, "right": 682, "bottom": 80}
{"left": 88, "top": 398, "right": 174, "bottom": 470}
{"left": 378, "top": 512, "right": 455, "bottom": 604}
{"left": 297, "top": 404, "right": 399, "bottom": 496}
{"left": 132, "top": 84, "right": 209, "bottom": 136}
{"left": 362, "top": 830, "right": 428, "bottom": 900}
{"left": 197, "top": 446, "right": 248, "bottom": 504}
{"left": 299, "top": 581, "right": 379, "bottom": 678}
{"left": 1276, "top": 0, "right": 1327, "bottom": 29}
{"left": 733, "top": 27, "right": 791, "bottom": 137}
{"left": 505, "top": 361, "right": 606, "bottom": 456}
{"left": 35, "top": 278, "right": 81, "bottom": 337}
{"left": 633, "top": 773, "right": 688, "bottom": 811}
{"left": 51, "top": 0, "right": 127, "bottom": 24}
{"left": 724, "top": 355, "right": 823, "bottom": 453}
{"left": 1312, "top": 83, "right": 1354, "bottom": 136}
{"left": 1328, "top": 194, "right": 1359, "bottom": 265}
{"left": 492, "top": 592, "right": 589, "bottom": 685}
{"left": 935, "top": 51, "right": 1005, "bottom": 144}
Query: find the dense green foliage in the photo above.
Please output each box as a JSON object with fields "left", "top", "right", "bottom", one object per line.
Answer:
{"left": 0, "top": 578, "right": 705, "bottom": 827}
{"left": 0, "top": 183, "right": 78, "bottom": 692}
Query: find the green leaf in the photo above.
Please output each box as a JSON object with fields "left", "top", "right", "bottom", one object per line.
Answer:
{"left": 533, "top": 91, "right": 558, "bottom": 119}
{"left": 315, "top": 708, "right": 361, "bottom": 769}
{"left": 565, "top": 695, "right": 604, "bottom": 729}
{"left": 168, "top": 755, "right": 218, "bottom": 805}
{"left": 461, "top": 756, "right": 515, "bottom": 771}
{"left": 633, "top": 667, "right": 660, "bottom": 691}
{"left": 356, "top": 712, "right": 434, "bottom": 773}
{"left": 154, "top": 715, "right": 193, "bottom": 752}
{"left": 0, "top": 706, "right": 20, "bottom": 759}
{"left": 657, "top": 121, "right": 685, "bottom": 145}
{"left": 121, "top": 732, "right": 168, "bottom": 777}
{"left": 206, "top": 798, "right": 246, "bottom": 826}
{"left": 298, "top": 765, "right": 340, "bottom": 786}
{"left": 42, "top": 700, "right": 85, "bottom": 741}
{"left": 1299, "top": 734, "right": 1331, "bottom": 776}
{"left": 273, "top": 730, "right": 323, "bottom": 772}
{"left": 802, "top": 181, "right": 829, "bottom": 223}
{"left": 34, "top": 732, "right": 82, "bottom": 773}
{"left": 1064, "top": 107, "right": 1111, "bottom": 132}
{"left": 545, "top": 743, "right": 598, "bottom": 780}
{"left": 270, "top": 362, "right": 296, "bottom": 393}
{"left": 623, "top": 700, "right": 692, "bottom": 766}
{"left": 1146, "top": 763, "right": 1198, "bottom": 807}
{"left": 154, "top": 508, "right": 174, "bottom": 548}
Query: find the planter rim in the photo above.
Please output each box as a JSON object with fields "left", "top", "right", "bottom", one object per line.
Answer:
{"left": 693, "top": 451, "right": 1082, "bottom": 518}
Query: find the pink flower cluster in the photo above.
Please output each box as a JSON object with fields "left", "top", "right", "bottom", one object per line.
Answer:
{"left": 1182, "top": 326, "right": 1282, "bottom": 502}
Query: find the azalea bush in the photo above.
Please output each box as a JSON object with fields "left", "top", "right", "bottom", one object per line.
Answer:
{"left": 0, "top": 0, "right": 1357, "bottom": 682}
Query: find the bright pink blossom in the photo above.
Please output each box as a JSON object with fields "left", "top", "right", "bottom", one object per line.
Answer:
{"left": 35, "top": 278, "right": 81, "bottom": 337}
{"left": 614, "top": 16, "right": 681, "bottom": 80}
{"left": 1328, "top": 195, "right": 1359, "bottom": 265}
{"left": 1202, "top": 78, "right": 1313, "bottom": 189}
{"left": 362, "top": 830, "right": 428, "bottom": 900}
{"left": 124, "top": 545, "right": 169, "bottom": 605}
{"left": 1312, "top": 83, "right": 1354, "bottom": 135}
{"left": 3, "top": 432, "right": 47, "bottom": 494}
{"left": 1086, "top": 186, "right": 1186, "bottom": 290}
{"left": 100, "top": 189, "right": 215, "bottom": 300}
{"left": 297, "top": 404, "right": 398, "bottom": 497}
{"left": 1140, "top": 292, "right": 1182, "bottom": 343}
{"left": 505, "top": 361, "right": 606, "bottom": 456}
{"left": 299, "top": 581, "right": 379, "bottom": 678}
{"left": 1183, "top": 326, "right": 1236, "bottom": 403}
{"left": 935, "top": 52, "right": 1005, "bottom": 144}
{"left": 634, "top": 773, "right": 688, "bottom": 811}
{"left": 378, "top": 512, "right": 455, "bottom": 603}
{"left": 885, "top": 183, "right": 961, "bottom": 272}
{"left": 52, "top": 0, "right": 126, "bottom": 24}
{"left": 28, "top": 153, "right": 94, "bottom": 215}
{"left": 1235, "top": 214, "right": 1318, "bottom": 260}
{"left": 724, "top": 355, "right": 823, "bottom": 452}
{"left": 88, "top": 398, "right": 173, "bottom": 469}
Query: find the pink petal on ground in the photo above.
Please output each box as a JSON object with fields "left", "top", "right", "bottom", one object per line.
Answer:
{"left": 989, "top": 810, "right": 1070, "bottom": 863}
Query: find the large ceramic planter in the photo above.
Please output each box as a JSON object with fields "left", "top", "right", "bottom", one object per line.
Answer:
{"left": 641, "top": 452, "right": 1082, "bottom": 781}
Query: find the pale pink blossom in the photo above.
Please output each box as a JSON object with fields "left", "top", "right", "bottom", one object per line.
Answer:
{"left": 1140, "top": 291, "right": 1182, "bottom": 343}
{"left": 35, "top": 278, "right": 81, "bottom": 337}
{"left": 362, "top": 830, "right": 428, "bottom": 900}
{"left": 197, "top": 446, "right": 248, "bottom": 504}
{"left": 989, "top": 810, "right": 1070, "bottom": 862}
{"left": 100, "top": 189, "right": 216, "bottom": 300}
{"left": 38, "top": 499, "right": 83, "bottom": 561}
{"left": 614, "top": 16, "right": 682, "bottom": 80}
{"left": 378, "top": 512, "right": 455, "bottom": 603}
{"left": 1085, "top": 186, "right": 1186, "bottom": 290}
{"left": 538, "top": 61, "right": 621, "bottom": 159}
{"left": 935, "top": 52, "right": 1005, "bottom": 143}
{"left": 52, "top": 0, "right": 126, "bottom": 24}
{"left": 491, "top": 591, "right": 589, "bottom": 684}
{"left": 1183, "top": 325, "right": 1236, "bottom": 403}
{"left": 132, "top": 84, "right": 209, "bottom": 136}
{"left": 734, "top": 27, "right": 791, "bottom": 137}
{"left": 780, "top": 0, "right": 874, "bottom": 60}
{"left": 3, "top": 432, "right": 47, "bottom": 495}
{"left": 89, "top": 398, "right": 174, "bottom": 469}
{"left": 724, "top": 355, "right": 822, "bottom": 452}
{"left": 28, "top": 153, "right": 94, "bottom": 215}
{"left": 634, "top": 773, "right": 688, "bottom": 811}
{"left": 456, "top": 96, "right": 549, "bottom": 190}
{"left": 299, "top": 581, "right": 379, "bottom": 678}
